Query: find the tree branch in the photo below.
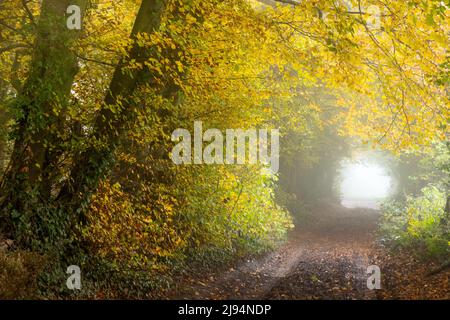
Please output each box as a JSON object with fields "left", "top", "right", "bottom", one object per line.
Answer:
{"left": 269, "top": 0, "right": 300, "bottom": 5}
{"left": 0, "top": 44, "right": 30, "bottom": 54}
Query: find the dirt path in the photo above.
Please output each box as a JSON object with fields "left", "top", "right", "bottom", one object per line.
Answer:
{"left": 173, "top": 204, "right": 381, "bottom": 300}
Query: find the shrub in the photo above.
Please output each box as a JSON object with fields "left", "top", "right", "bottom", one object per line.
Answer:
{"left": 380, "top": 185, "right": 449, "bottom": 260}
{"left": 79, "top": 165, "right": 293, "bottom": 296}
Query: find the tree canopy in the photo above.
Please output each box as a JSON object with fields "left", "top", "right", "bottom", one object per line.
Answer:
{"left": 0, "top": 0, "right": 448, "bottom": 299}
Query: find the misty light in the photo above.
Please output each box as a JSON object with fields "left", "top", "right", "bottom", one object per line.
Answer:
{"left": 339, "top": 159, "right": 394, "bottom": 209}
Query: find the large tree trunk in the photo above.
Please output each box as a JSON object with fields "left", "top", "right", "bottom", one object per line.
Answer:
{"left": 0, "top": 0, "right": 88, "bottom": 240}
{"left": 0, "top": 77, "right": 10, "bottom": 168}
{"left": 58, "top": 0, "right": 169, "bottom": 225}
{"left": 1, "top": 0, "right": 173, "bottom": 247}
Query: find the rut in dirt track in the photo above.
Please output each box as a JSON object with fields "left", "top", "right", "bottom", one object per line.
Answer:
{"left": 175, "top": 204, "right": 380, "bottom": 300}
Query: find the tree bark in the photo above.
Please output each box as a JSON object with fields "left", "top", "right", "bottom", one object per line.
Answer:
{"left": 58, "top": 0, "right": 169, "bottom": 221}
{"left": 0, "top": 0, "right": 88, "bottom": 238}
{"left": 2, "top": 0, "right": 174, "bottom": 246}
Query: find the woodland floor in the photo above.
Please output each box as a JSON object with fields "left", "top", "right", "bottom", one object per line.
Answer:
{"left": 168, "top": 204, "right": 450, "bottom": 300}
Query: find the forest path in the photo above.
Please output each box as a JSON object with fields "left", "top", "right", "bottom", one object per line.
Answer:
{"left": 173, "top": 204, "right": 380, "bottom": 300}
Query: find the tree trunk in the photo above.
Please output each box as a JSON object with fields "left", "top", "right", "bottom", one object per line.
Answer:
{"left": 0, "top": 0, "right": 88, "bottom": 240}
{"left": 0, "top": 77, "right": 10, "bottom": 168}
{"left": 58, "top": 0, "right": 169, "bottom": 224}
{"left": 1, "top": 0, "right": 173, "bottom": 246}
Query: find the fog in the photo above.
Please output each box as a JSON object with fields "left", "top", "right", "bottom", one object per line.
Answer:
{"left": 338, "top": 156, "right": 395, "bottom": 209}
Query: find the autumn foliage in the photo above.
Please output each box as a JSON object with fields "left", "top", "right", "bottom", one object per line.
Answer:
{"left": 0, "top": 0, "right": 448, "bottom": 298}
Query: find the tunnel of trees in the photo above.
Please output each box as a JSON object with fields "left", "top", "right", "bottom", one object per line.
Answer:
{"left": 0, "top": 0, "right": 448, "bottom": 299}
